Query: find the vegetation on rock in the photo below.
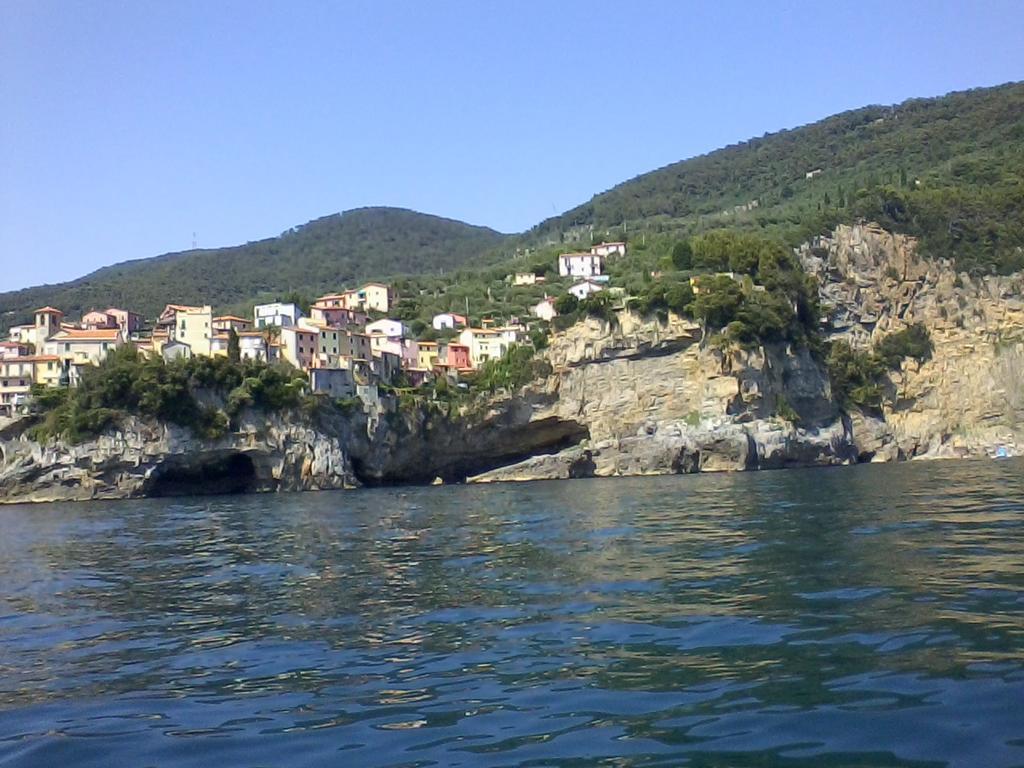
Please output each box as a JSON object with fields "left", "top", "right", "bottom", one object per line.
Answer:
{"left": 826, "top": 323, "right": 933, "bottom": 409}
{"left": 28, "top": 347, "right": 308, "bottom": 444}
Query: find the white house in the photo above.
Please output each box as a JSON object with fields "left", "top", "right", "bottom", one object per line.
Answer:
{"left": 458, "top": 327, "right": 511, "bottom": 368}
{"left": 513, "top": 272, "right": 543, "bottom": 286}
{"left": 365, "top": 318, "right": 407, "bottom": 339}
{"left": 531, "top": 297, "right": 558, "bottom": 322}
{"left": 569, "top": 280, "right": 606, "bottom": 300}
{"left": 237, "top": 331, "right": 269, "bottom": 361}
{"left": 590, "top": 241, "right": 626, "bottom": 258}
{"left": 432, "top": 312, "right": 468, "bottom": 331}
{"left": 558, "top": 252, "right": 603, "bottom": 278}
{"left": 254, "top": 302, "right": 301, "bottom": 329}
{"left": 161, "top": 340, "right": 192, "bottom": 361}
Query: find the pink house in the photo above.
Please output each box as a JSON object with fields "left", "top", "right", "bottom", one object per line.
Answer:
{"left": 442, "top": 342, "right": 471, "bottom": 370}
{"left": 82, "top": 310, "right": 118, "bottom": 330}
{"left": 105, "top": 307, "right": 144, "bottom": 334}
{"left": 310, "top": 305, "right": 367, "bottom": 328}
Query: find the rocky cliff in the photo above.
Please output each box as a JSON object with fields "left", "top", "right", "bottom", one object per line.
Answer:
{"left": 801, "top": 223, "right": 1024, "bottom": 460}
{"left": 470, "top": 223, "right": 1023, "bottom": 482}
{"left": 2, "top": 223, "right": 1021, "bottom": 502}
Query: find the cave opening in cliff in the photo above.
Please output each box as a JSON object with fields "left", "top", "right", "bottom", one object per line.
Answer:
{"left": 147, "top": 452, "right": 260, "bottom": 497}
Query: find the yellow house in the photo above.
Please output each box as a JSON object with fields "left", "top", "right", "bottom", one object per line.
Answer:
{"left": 416, "top": 341, "right": 439, "bottom": 370}
{"left": 0, "top": 355, "right": 60, "bottom": 415}
{"left": 173, "top": 306, "right": 213, "bottom": 356}
{"left": 44, "top": 329, "right": 124, "bottom": 384}
{"left": 348, "top": 283, "right": 393, "bottom": 313}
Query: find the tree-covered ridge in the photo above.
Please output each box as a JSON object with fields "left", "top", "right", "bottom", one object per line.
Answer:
{"left": 0, "top": 207, "right": 510, "bottom": 332}
{"left": 4, "top": 82, "right": 1023, "bottom": 337}
{"left": 525, "top": 82, "right": 1024, "bottom": 274}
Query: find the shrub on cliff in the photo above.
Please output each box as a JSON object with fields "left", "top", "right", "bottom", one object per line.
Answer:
{"left": 473, "top": 344, "right": 552, "bottom": 393}
{"left": 874, "top": 323, "right": 933, "bottom": 368}
{"left": 826, "top": 324, "right": 934, "bottom": 410}
{"left": 825, "top": 340, "right": 886, "bottom": 409}
{"left": 27, "top": 346, "right": 308, "bottom": 443}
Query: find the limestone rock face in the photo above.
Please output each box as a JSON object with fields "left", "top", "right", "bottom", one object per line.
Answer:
{"left": 800, "top": 223, "right": 1024, "bottom": 459}
{"left": 0, "top": 411, "right": 359, "bottom": 503}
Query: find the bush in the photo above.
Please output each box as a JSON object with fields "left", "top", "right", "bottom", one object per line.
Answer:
{"left": 474, "top": 345, "right": 552, "bottom": 393}
{"left": 826, "top": 340, "right": 886, "bottom": 409}
{"left": 874, "top": 323, "right": 933, "bottom": 368}
{"left": 28, "top": 346, "right": 308, "bottom": 443}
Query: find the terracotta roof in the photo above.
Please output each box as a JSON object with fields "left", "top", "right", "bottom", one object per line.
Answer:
{"left": 51, "top": 328, "right": 121, "bottom": 341}
{"left": 1, "top": 354, "right": 59, "bottom": 363}
{"left": 213, "top": 315, "right": 250, "bottom": 323}
{"left": 35, "top": 306, "right": 64, "bottom": 315}
{"left": 237, "top": 331, "right": 267, "bottom": 338}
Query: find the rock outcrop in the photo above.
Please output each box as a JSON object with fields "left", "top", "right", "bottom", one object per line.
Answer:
{"left": 0, "top": 412, "right": 359, "bottom": 503}
{"left": 800, "top": 223, "right": 1024, "bottom": 459}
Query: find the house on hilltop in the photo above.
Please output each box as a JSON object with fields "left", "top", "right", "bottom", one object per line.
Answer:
{"left": 432, "top": 312, "right": 467, "bottom": 331}
{"left": 558, "top": 252, "right": 603, "bottom": 278}
{"left": 590, "top": 241, "right": 626, "bottom": 258}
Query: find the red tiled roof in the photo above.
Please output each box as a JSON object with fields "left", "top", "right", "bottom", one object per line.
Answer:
{"left": 51, "top": 328, "right": 121, "bottom": 341}
{"left": 35, "top": 306, "right": 64, "bottom": 315}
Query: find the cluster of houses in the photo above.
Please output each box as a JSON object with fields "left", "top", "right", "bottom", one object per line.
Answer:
{"left": 0, "top": 282, "right": 523, "bottom": 416}
{"left": 528, "top": 241, "right": 625, "bottom": 321}
{"left": 0, "top": 242, "right": 629, "bottom": 417}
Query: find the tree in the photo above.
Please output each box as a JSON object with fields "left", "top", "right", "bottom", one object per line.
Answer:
{"left": 554, "top": 294, "right": 579, "bottom": 314}
{"left": 690, "top": 276, "right": 744, "bottom": 328}
{"left": 671, "top": 240, "right": 693, "bottom": 270}
{"left": 227, "top": 328, "right": 241, "bottom": 363}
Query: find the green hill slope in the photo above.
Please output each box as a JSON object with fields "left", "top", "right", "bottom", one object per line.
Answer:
{"left": 0, "top": 207, "right": 509, "bottom": 330}
{"left": 5, "top": 82, "right": 1022, "bottom": 335}
{"left": 526, "top": 82, "right": 1024, "bottom": 274}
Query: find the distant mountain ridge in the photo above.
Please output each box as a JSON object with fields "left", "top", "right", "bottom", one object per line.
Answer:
{"left": 4, "top": 81, "right": 1023, "bottom": 331}
{"left": 0, "top": 207, "right": 509, "bottom": 330}
{"left": 524, "top": 81, "right": 1024, "bottom": 274}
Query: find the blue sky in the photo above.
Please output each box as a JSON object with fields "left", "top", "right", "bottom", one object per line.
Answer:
{"left": 2, "top": 0, "right": 1022, "bottom": 291}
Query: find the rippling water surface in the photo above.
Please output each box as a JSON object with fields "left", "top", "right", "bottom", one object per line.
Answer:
{"left": 1, "top": 460, "right": 1023, "bottom": 767}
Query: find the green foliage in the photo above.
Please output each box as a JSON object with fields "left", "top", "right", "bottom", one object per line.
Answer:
{"left": 554, "top": 294, "right": 579, "bottom": 314}
{"left": 874, "top": 322, "right": 933, "bottom": 368}
{"left": 826, "top": 340, "right": 886, "bottom": 409}
{"left": 670, "top": 240, "right": 693, "bottom": 270}
{"left": 691, "top": 276, "right": 744, "bottom": 327}
{"left": 227, "top": 328, "right": 240, "bottom": 363}
{"left": 473, "top": 345, "right": 552, "bottom": 393}
{"left": 774, "top": 395, "right": 800, "bottom": 423}
{"left": 527, "top": 83, "right": 1024, "bottom": 275}
{"left": 0, "top": 208, "right": 509, "bottom": 332}
{"left": 826, "top": 324, "right": 934, "bottom": 409}
{"left": 28, "top": 346, "right": 307, "bottom": 443}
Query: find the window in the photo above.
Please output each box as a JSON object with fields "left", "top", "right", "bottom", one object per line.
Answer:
{"left": 65, "top": 343, "right": 70, "bottom": 352}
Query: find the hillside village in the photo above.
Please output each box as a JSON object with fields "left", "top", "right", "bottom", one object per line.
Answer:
{"left": 0, "top": 242, "right": 627, "bottom": 417}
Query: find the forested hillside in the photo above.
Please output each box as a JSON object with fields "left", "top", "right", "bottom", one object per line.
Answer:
{"left": 4, "top": 82, "right": 1022, "bottom": 335}
{"left": 0, "top": 208, "right": 509, "bottom": 330}
{"left": 527, "top": 82, "right": 1024, "bottom": 275}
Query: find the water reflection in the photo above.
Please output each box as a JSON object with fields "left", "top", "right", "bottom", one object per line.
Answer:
{"left": 1, "top": 459, "right": 1022, "bottom": 767}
